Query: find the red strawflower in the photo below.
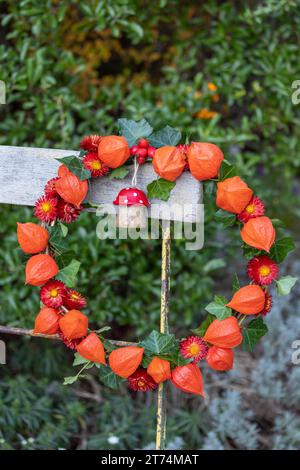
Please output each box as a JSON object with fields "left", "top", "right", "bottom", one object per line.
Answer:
{"left": 59, "top": 331, "right": 82, "bottom": 350}
{"left": 80, "top": 135, "right": 102, "bottom": 152}
{"left": 237, "top": 196, "right": 265, "bottom": 223}
{"left": 63, "top": 289, "right": 87, "bottom": 310}
{"left": 258, "top": 292, "right": 272, "bottom": 316}
{"left": 40, "top": 280, "right": 67, "bottom": 308}
{"left": 127, "top": 368, "right": 157, "bottom": 392}
{"left": 247, "top": 255, "right": 279, "bottom": 286}
{"left": 57, "top": 199, "right": 82, "bottom": 224}
{"left": 180, "top": 335, "right": 208, "bottom": 363}
{"left": 34, "top": 195, "right": 58, "bottom": 223}
{"left": 83, "top": 152, "right": 109, "bottom": 177}
{"left": 44, "top": 177, "right": 60, "bottom": 198}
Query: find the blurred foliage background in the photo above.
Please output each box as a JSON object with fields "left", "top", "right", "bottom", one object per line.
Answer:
{"left": 0, "top": 0, "right": 300, "bottom": 450}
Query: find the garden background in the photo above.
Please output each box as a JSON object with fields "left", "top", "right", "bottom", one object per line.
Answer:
{"left": 1, "top": 0, "right": 300, "bottom": 450}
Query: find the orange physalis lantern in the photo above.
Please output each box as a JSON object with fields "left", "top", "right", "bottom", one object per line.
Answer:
{"left": 206, "top": 346, "right": 234, "bottom": 371}
{"left": 171, "top": 363, "right": 204, "bottom": 396}
{"left": 203, "top": 316, "right": 242, "bottom": 348}
{"left": 152, "top": 146, "right": 186, "bottom": 181}
{"left": 187, "top": 142, "right": 224, "bottom": 181}
{"left": 227, "top": 284, "right": 265, "bottom": 315}
{"left": 59, "top": 310, "right": 88, "bottom": 340}
{"left": 76, "top": 332, "right": 106, "bottom": 364}
{"left": 147, "top": 356, "right": 171, "bottom": 384}
{"left": 34, "top": 307, "right": 60, "bottom": 334}
{"left": 55, "top": 172, "right": 88, "bottom": 208}
{"left": 108, "top": 346, "right": 144, "bottom": 378}
{"left": 98, "top": 135, "right": 130, "bottom": 169}
{"left": 216, "top": 176, "right": 253, "bottom": 214}
{"left": 25, "top": 254, "right": 59, "bottom": 286}
{"left": 17, "top": 222, "right": 49, "bottom": 254}
{"left": 58, "top": 164, "right": 72, "bottom": 178}
{"left": 241, "top": 216, "right": 276, "bottom": 252}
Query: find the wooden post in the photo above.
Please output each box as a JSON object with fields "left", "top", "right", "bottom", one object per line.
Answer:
{"left": 156, "top": 226, "right": 171, "bottom": 450}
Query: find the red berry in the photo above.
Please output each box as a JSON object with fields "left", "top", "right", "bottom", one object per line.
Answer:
{"left": 137, "top": 156, "right": 146, "bottom": 165}
{"left": 138, "top": 138, "right": 149, "bottom": 149}
{"left": 137, "top": 148, "right": 147, "bottom": 158}
{"left": 147, "top": 146, "right": 156, "bottom": 158}
{"left": 130, "top": 145, "right": 139, "bottom": 155}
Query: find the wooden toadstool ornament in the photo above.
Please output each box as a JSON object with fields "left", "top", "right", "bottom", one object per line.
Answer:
{"left": 113, "top": 187, "right": 150, "bottom": 228}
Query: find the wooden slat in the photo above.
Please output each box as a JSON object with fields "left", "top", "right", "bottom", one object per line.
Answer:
{"left": 0, "top": 146, "right": 202, "bottom": 222}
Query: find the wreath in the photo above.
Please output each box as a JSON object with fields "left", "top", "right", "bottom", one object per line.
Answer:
{"left": 16, "top": 118, "right": 297, "bottom": 394}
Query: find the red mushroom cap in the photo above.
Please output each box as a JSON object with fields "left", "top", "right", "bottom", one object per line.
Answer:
{"left": 113, "top": 187, "right": 150, "bottom": 206}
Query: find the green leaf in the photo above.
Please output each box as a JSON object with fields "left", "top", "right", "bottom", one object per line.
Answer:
{"left": 205, "top": 295, "right": 231, "bottom": 320}
{"left": 140, "top": 330, "right": 177, "bottom": 355}
{"left": 204, "top": 180, "right": 216, "bottom": 197}
{"left": 242, "top": 244, "right": 263, "bottom": 260}
{"left": 165, "top": 348, "right": 193, "bottom": 367}
{"left": 269, "top": 237, "right": 295, "bottom": 264}
{"left": 276, "top": 276, "right": 298, "bottom": 296}
{"left": 117, "top": 118, "right": 153, "bottom": 147}
{"left": 56, "top": 259, "right": 81, "bottom": 287}
{"left": 98, "top": 364, "right": 124, "bottom": 389}
{"left": 59, "top": 222, "right": 68, "bottom": 237}
{"left": 63, "top": 375, "right": 79, "bottom": 385}
{"left": 56, "top": 156, "right": 90, "bottom": 181}
{"left": 49, "top": 225, "right": 68, "bottom": 254}
{"left": 147, "top": 178, "right": 176, "bottom": 201}
{"left": 73, "top": 353, "right": 90, "bottom": 366}
{"left": 109, "top": 166, "right": 129, "bottom": 180}
{"left": 148, "top": 125, "right": 181, "bottom": 147}
{"left": 218, "top": 160, "right": 237, "bottom": 181}
{"left": 203, "top": 258, "right": 226, "bottom": 273}
{"left": 242, "top": 317, "right": 268, "bottom": 352}
{"left": 215, "top": 209, "right": 236, "bottom": 227}
{"left": 191, "top": 314, "right": 215, "bottom": 337}
{"left": 232, "top": 272, "right": 240, "bottom": 293}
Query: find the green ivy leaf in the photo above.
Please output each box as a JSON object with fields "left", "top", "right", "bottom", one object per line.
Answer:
{"left": 56, "top": 259, "right": 81, "bottom": 287}
{"left": 242, "top": 244, "right": 263, "bottom": 260}
{"left": 109, "top": 166, "right": 129, "bottom": 180}
{"left": 59, "top": 222, "right": 68, "bottom": 237}
{"left": 204, "top": 180, "right": 216, "bottom": 197}
{"left": 148, "top": 125, "right": 181, "bottom": 147}
{"left": 56, "top": 156, "right": 91, "bottom": 181}
{"left": 269, "top": 237, "right": 295, "bottom": 264}
{"left": 118, "top": 118, "right": 153, "bottom": 147}
{"left": 147, "top": 178, "right": 176, "bottom": 201}
{"left": 63, "top": 375, "right": 79, "bottom": 385}
{"left": 242, "top": 317, "right": 268, "bottom": 352}
{"left": 191, "top": 314, "right": 214, "bottom": 337}
{"left": 215, "top": 209, "right": 236, "bottom": 227}
{"left": 98, "top": 364, "right": 124, "bottom": 389}
{"left": 276, "top": 276, "right": 298, "bottom": 296}
{"left": 205, "top": 295, "right": 231, "bottom": 320}
{"left": 55, "top": 251, "right": 77, "bottom": 268}
{"left": 73, "top": 353, "right": 90, "bottom": 366}
{"left": 49, "top": 225, "right": 68, "bottom": 255}
{"left": 140, "top": 330, "right": 177, "bottom": 355}
{"left": 218, "top": 160, "right": 237, "bottom": 181}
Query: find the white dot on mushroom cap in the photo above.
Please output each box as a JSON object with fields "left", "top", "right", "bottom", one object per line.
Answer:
{"left": 133, "top": 192, "right": 137, "bottom": 196}
{"left": 126, "top": 187, "right": 129, "bottom": 190}
{"left": 124, "top": 199, "right": 128, "bottom": 203}
{"left": 139, "top": 200, "right": 143, "bottom": 203}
